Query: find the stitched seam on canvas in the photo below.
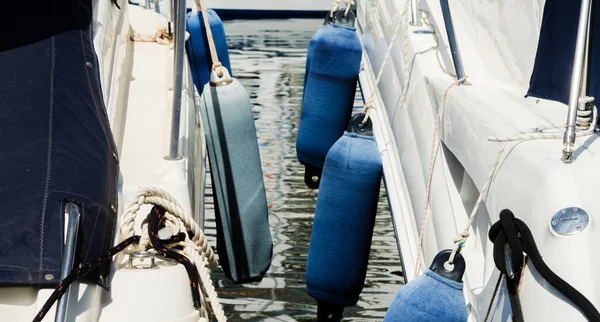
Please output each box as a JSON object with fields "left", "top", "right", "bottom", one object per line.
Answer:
{"left": 39, "top": 35, "right": 56, "bottom": 281}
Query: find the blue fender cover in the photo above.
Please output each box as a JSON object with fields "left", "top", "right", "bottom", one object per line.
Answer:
{"left": 186, "top": 9, "right": 232, "bottom": 94}
{"left": 296, "top": 24, "right": 362, "bottom": 184}
{"left": 306, "top": 132, "right": 382, "bottom": 306}
{"left": 383, "top": 270, "right": 468, "bottom": 322}
{"left": 199, "top": 79, "right": 273, "bottom": 283}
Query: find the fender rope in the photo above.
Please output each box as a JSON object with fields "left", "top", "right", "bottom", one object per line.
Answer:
{"left": 489, "top": 209, "right": 600, "bottom": 322}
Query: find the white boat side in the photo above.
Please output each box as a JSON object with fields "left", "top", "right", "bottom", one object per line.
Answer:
{"left": 359, "top": 0, "right": 600, "bottom": 321}
{"left": 0, "top": 1, "right": 207, "bottom": 321}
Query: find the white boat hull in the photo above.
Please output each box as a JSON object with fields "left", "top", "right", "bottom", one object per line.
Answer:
{"left": 0, "top": 2, "right": 208, "bottom": 321}
{"left": 359, "top": 0, "right": 600, "bottom": 321}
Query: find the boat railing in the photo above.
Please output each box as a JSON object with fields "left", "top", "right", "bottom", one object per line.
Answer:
{"left": 55, "top": 202, "right": 81, "bottom": 322}
{"left": 167, "top": 0, "right": 187, "bottom": 160}
{"left": 438, "top": 0, "right": 465, "bottom": 81}
{"left": 562, "top": 0, "right": 594, "bottom": 163}
{"left": 410, "top": 0, "right": 421, "bottom": 26}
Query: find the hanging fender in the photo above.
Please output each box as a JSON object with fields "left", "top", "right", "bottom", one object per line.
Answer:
{"left": 306, "top": 117, "right": 382, "bottom": 320}
{"left": 199, "top": 70, "right": 273, "bottom": 284}
{"left": 296, "top": 23, "right": 362, "bottom": 189}
{"left": 383, "top": 250, "right": 467, "bottom": 322}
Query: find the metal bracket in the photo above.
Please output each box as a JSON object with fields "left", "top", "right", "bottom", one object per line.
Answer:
{"left": 55, "top": 202, "right": 81, "bottom": 322}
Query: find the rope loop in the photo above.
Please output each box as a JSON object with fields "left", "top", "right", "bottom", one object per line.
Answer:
{"left": 195, "top": 0, "right": 231, "bottom": 81}
{"left": 361, "top": 97, "right": 376, "bottom": 124}
{"left": 448, "top": 230, "right": 469, "bottom": 264}
{"left": 212, "top": 62, "right": 224, "bottom": 77}
{"left": 489, "top": 209, "right": 600, "bottom": 322}
{"left": 120, "top": 187, "right": 225, "bottom": 321}
{"left": 330, "top": 0, "right": 341, "bottom": 18}
{"left": 344, "top": 0, "right": 355, "bottom": 17}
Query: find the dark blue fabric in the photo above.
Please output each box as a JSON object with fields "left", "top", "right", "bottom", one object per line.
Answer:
{"left": 186, "top": 10, "right": 232, "bottom": 95}
{"left": 527, "top": 0, "right": 600, "bottom": 105}
{"left": 306, "top": 132, "right": 382, "bottom": 306}
{"left": 296, "top": 24, "right": 362, "bottom": 170}
{"left": 0, "top": 1, "right": 118, "bottom": 287}
{"left": 383, "top": 270, "right": 467, "bottom": 322}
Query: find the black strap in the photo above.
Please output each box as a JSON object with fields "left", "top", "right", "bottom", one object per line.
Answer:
{"left": 489, "top": 210, "right": 524, "bottom": 322}
{"left": 489, "top": 209, "right": 600, "bottom": 322}
{"left": 147, "top": 205, "right": 203, "bottom": 309}
{"left": 33, "top": 205, "right": 205, "bottom": 322}
{"left": 33, "top": 235, "right": 141, "bottom": 322}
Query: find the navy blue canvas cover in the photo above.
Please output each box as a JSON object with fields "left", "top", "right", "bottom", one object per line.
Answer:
{"left": 527, "top": 0, "right": 600, "bottom": 105}
{"left": 0, "top": 1, "right": 118, "bottom": 287}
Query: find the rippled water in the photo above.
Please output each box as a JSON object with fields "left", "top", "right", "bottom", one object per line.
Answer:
{"left": 203, "top": 19, "right": 404, "bottom": 321}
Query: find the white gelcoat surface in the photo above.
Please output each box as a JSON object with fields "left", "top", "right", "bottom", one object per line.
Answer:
{"left": 359, "top": 0, "right": 600, "bottom": 321}
{"left": 0, "top": 3, "right": 207, "bottom": 321}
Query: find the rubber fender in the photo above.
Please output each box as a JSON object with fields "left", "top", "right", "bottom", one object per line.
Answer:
{"left": 383, "top": 270, "right": 467, "bottom": 322}
{"left": 199, "top": 79, "right": 272, "bottom": 283}
{"left": 186, "top": 10, "right": 232, "bottom": 94}
{"left": 296, "top": 24, "right": 362, "bottom": 188}
{"left": 306, "top": 132, "right": 382, "bottom": 306}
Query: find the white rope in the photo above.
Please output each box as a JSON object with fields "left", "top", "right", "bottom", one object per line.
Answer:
{"left": 489, "top": 107, "right": 598, "bottom": 142}
{"left": 421, "top": 10, "right": 456, "bottom": 78}
{"left": 408, "top": 3, "right": 599, "bottom": 273}
{"left": 344, "top": 0, "right": 355, "bottom": 17}
{"left": 413, "top": 76, "right": 467, "bottom": 276}
{"left": 446, "top": 109, "right": 598, "bottom": 261}
{"left": 416, "top": 104, "right": 597, "bottom": 271}
{"left": 119, "top": 187, "right": 224, "bottom": 321}
{"left": 447, "top": 142, "right": 506, "bottom": 264}
{"left": 329, "top": 0, "right": 341, "bottom": 18}
{"left": 195, "top": 0, "right": 224, "bottom": 76}
{"left": 391, "top": 9, "right": 453, "bottom": 127}
{"left": 184, "top": 247, "right": 226, "bottom": 322}
{"left": 120, "top": 187, "right": 215, "bottom": 266}
{"left": 329, "top": 0, "right": 355, "bottom": 19}
{"left": 393, "top": 7, "right": 416, "bottom": 118}
{"left": 361, "top": 0, "right": 412, "bottom": 124}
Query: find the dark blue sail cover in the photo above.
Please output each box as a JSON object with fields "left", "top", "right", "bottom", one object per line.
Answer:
{"left": 0, "top": 1, "right": 118, "bottom": 287}
{"left": 527, "top": 0, "right": 600, "bottom": 105}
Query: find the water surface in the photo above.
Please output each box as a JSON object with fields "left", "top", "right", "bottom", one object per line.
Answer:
{"left": 204, "top": 19, "right": 404, "bottom": 321}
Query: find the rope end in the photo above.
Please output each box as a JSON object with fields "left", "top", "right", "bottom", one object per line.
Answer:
{"left": 210, "top": 66, "right": 232, "bottom": 87}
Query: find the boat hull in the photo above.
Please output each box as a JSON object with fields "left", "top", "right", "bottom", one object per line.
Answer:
{"left": 358, "top": 0, "right": 600, "bottom": 321}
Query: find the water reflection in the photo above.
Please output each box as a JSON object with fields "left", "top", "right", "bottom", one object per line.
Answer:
{"left": 204, "top": 19, "right": 403, "bottom": 321}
